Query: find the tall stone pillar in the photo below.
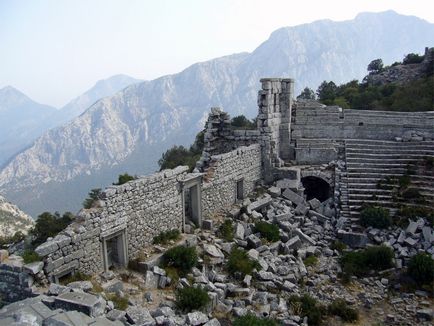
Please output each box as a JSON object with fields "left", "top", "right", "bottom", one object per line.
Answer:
{"left": 257, "top": 78, "right": 294, "bottom": 182}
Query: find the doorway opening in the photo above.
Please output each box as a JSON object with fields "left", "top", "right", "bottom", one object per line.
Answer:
{"left": 301, "top": 176, "right": 331, "bottom": 202}
{"left": 102, "top": 229, "right": 127, "bottom": 271}
{"left": 183, "top": 184, "right": 201, "bottom": 228}
{"left": 236, "top": 179, "right": 244, "bottom": 201}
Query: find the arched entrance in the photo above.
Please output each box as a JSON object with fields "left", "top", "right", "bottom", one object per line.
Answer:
{"left": 301, "top": 176, "right": 331, "bottom": 202}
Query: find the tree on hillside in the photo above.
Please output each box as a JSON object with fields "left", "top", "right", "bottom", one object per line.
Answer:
{"left": 316, "top": 81, "right": 337, "bottom": 105}
{"left": 231, "top": 115, "right": 256, "bottom": 129}
{"left": 297, "top": 87, "right": 316, "bottom": 100}
{"left": 31, "top": 212, "right": 74, "bottom": 246}
{"left": 367, "top": 59, "right": 384, "bottom": 74}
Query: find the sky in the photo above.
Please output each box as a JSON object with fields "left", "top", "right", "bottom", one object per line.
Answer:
{"left": 0, "top": 0, "right": 433, "bottom": 107}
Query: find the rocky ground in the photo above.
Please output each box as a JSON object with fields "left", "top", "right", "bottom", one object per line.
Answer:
{"left": 0, "top": 182, "right": 433, "bottom": 326}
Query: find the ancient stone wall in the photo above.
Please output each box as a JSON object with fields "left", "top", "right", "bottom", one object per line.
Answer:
{"left": 34, "top": 166, "right": 188, "bottom": 280}
{"left": 292, "top": 105, "right": 434, "bottom": 164}
{"left": 201, "top": 144, "right": 262, "bottom": 218}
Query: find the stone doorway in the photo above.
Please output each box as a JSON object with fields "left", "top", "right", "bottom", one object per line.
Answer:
{"left": 301, "top": 176, "right": 331, "bottom": 202}
{"left": 182, "top": 174, "right": 202, "bottom": 230}
{"left": 102, "top": 229, "right": 127, "bottom": 271}
{"left": 236, "top": 179, "right": 244, "bottom": 201}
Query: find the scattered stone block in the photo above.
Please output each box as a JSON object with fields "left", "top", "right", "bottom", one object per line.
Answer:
{"left": 235, "top": 223, "right": 245, "bottom": 240}
{"left": 144, "top": 271, "right": 159, "bottom": 289}
{"left": 268, "top": 186, "right": 281, "bottom": 198}
{"left": 422, "top": 226, "right": 433, "bottom": 243}
{"left": 282, "top": 189, "right": 305, "bottom": 206}
{"left": 35, "top": 241, "right": 59, "bottom": 257}
{"left": 294, "top": 228, "right": 316, "bottom": 245}
{"left": 295, "top": 204, "right": 309, "bottom": 216}
{"left": 204, "top": 244, "right": 224, "bottom": 258}
{"left": 404, "top": 237, "right": 418, "bottom": 246}
{"left": 202, "top": 220, "right": 213, "bottom": 230}
{"left": 54, "top": 292, "right": 105, "bottom": 317}
{"left": 338, "top": 230, "right": 368, "bottom": 248}
{"left": 125, "top": 306, "right": 154, "bottom": 325}
{"left": 102, "top": 280, "right": 123, "bottom": 293}
{"left": 406, "top": 220, "right": 418, "bottom": 235}
{"left": 308, "top": 198, "right": 321, "bottom": 210}
{"left": 247, "top": 234, "right": 261, "bottom": 248}
{"left": 67, "top": 281, "right": 93, "bottom": 292}
{"left": 23, "top": 261, "right": 43, "bottom": 275}
{"left": 187, "top": 311, "right": 209, "bottom": 325}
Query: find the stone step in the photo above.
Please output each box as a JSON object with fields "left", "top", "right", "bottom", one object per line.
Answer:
{"left": 346, "top": 148, "right": 434, "bottom": 154}
{"left": 348, "top": 193, "right": 393, "bottom": 200}
{"left": 346, "top": 154, "right": 433, "bottom": 160}
{"left": 345, "top": 139, "right": 434, "bottom": 146}
{"left": 345, "top": 173, "right": 434, "bottom": 180}
{"left": 347, "top": 158, "right": 423, "bottom": 164}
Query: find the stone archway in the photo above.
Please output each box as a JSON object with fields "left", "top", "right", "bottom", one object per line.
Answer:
{"left": 300, "top": 170, "right": 334, "bottom": 202}
{"left": 301, "top": 176, "right": 331, "bottom": 202}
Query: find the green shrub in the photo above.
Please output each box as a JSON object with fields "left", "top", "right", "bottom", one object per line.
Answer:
{"left": 364, "top": 245, "right": 394, "bottom": 270}
{"left": 21, "top": 250, "right": 41, "bottom": 264}
{"left": 31, "top": 212, "right": 74, "bottom": 247}
{"left": 227, "top": 247, "right": 261, "bottom": 277}
{"left": 330, "top": 240, "right": 347, "bottom": 252}
{"left": 175, "top": 286, "right": 210, "bottom": 312}
{"left": 83, "top": 188, "right": 102, "bottom": 209}
{"left": 360, "top": 206, "right": 391, "bottom": 229}
{"left": 113, "top": 173, "right": 136, "bottom": 185}
{"left": 303, "top": 255, "right": 319, "bottom": 267}
{"left": 219, "top": 219, "right": 234, "bottom": 241}
{"left": 60, "top": 271, "right": 92, "bottom": 285}
{"left": 403, "top": 53, "right": 425, "bottom": 64}
{"left": 401, "top": 188, "right": 423, "bottom": 201}
{"left": 233, "top": 314, "right": 279, "bottom": 326}
{"left": 231, "top": 115, "right": 256, "bottom": 130}
{"left": 161, "top": 245, "right": 197, "bottom": 275}
{"left": 0, "top": 231, "right": 25, "bottom": 249}
{"left": 340, "top": 245, "right": 394, "bottom": 278}
{"left": 288, "top": 294, "right": 326, "bottom": 326}
{"left": 328, "top": 299, "right": 359, "bottom": 322}
{"left": 254, "top": 221, "right": 280, "bottom": 242}
{"left": 407, "top": 253, "right": 434, "bottom": 285}
{"left": 107, "top": 293, "right": 129, "bottom": 310}
{"left": 153, "top": 229, "right": 181, "bottom": 245}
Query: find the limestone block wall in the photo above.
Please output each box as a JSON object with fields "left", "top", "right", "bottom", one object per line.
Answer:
{"left": 202, "top": 144, "right": 262, "bottom": 218}
{"left": 35, "top": 166, "right": 188, "bottom": 280}
{"left": 292, "top": 107, "right": 434, "bottom": 141}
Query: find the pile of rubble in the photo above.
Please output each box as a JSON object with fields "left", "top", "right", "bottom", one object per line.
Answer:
{"left": 0, "top": 181, "right": 433, "bottom": 325}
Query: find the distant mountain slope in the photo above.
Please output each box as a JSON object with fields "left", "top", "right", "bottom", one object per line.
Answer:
{"left": 0, "top": 195, "right": 34, "bottom": 238}
{"left": 51, "top": 74, "right": 142, "bottom": 126}
{"left": 0, "top": 75, "right": 141, "bottom": 168}
{"left": 0, "top": 86, "right": 56, "bottom": 167}
{"left": 1, "top": 10, "right": 434, "bottom": 216}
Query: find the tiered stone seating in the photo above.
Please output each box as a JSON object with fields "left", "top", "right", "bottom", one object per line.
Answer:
{"left": 342, "top": 139, "right": 434, "bottom": 222}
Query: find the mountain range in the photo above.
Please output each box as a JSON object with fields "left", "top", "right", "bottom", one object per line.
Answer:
{"left": 1, "top": 10, "right": 434, "bottom": 217}
{"left": 0, "top": 75, "right": 141, "bottom": 167}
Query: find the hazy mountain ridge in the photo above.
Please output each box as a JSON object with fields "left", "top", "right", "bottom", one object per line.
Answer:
{"left": 0, "top": 75, "right": 141, "bottom": 168}
{"left": 1, "top": 11, "right": 434, "bottom": 216}
{"left": 0, "top": 86, "right": 57, "bottom": 167}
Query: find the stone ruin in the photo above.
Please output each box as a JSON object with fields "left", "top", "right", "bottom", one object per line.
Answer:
{"left": 0, "top": 77, "right": 433, "bottom": 324}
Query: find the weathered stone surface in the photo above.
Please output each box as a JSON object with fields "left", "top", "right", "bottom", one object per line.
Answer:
{"left": 23, "top": 261, "right": 44, "bottom": 275}
{"left": 235, "top": 223, "right": 245, "bottom": 240}
{"left": 338, "top": 230, "right": 368, "bottom": 248}
{"left": 54, "top": 292, "right": 105, "bottom": 317}
{"left": 35, "top": 241, "right": 59, "bottom": 257}
{"left": 203, "top": 244, "right": 224, "bottom": 258}
{"left": 282, "top": 189, "right": 305, "bottom": 206}
{"left": 187, "top": 311, "right": 209, "bottom": 325}
{"left": 67, "top": 281, "right": 93, "bottom": 291}
{"left": 102, "top": 280, "right": 124, "bottom": 293}
{"left": 406, "top": 220, "right": 418, "bottom": 235}
{"left": 125, "top": 306, "right": 154, "bottom": 325}
{"left": 144, "top": 271, "right": 159, "bottom": 289}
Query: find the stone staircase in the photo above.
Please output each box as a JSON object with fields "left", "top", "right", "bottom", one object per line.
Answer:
{"left": 343, "top": 139, "right": 434, "bottom": 223}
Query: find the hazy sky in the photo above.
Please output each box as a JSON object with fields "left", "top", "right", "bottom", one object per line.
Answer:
{"left": 1, "top": 0, "right": 433, "bottom": 107}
